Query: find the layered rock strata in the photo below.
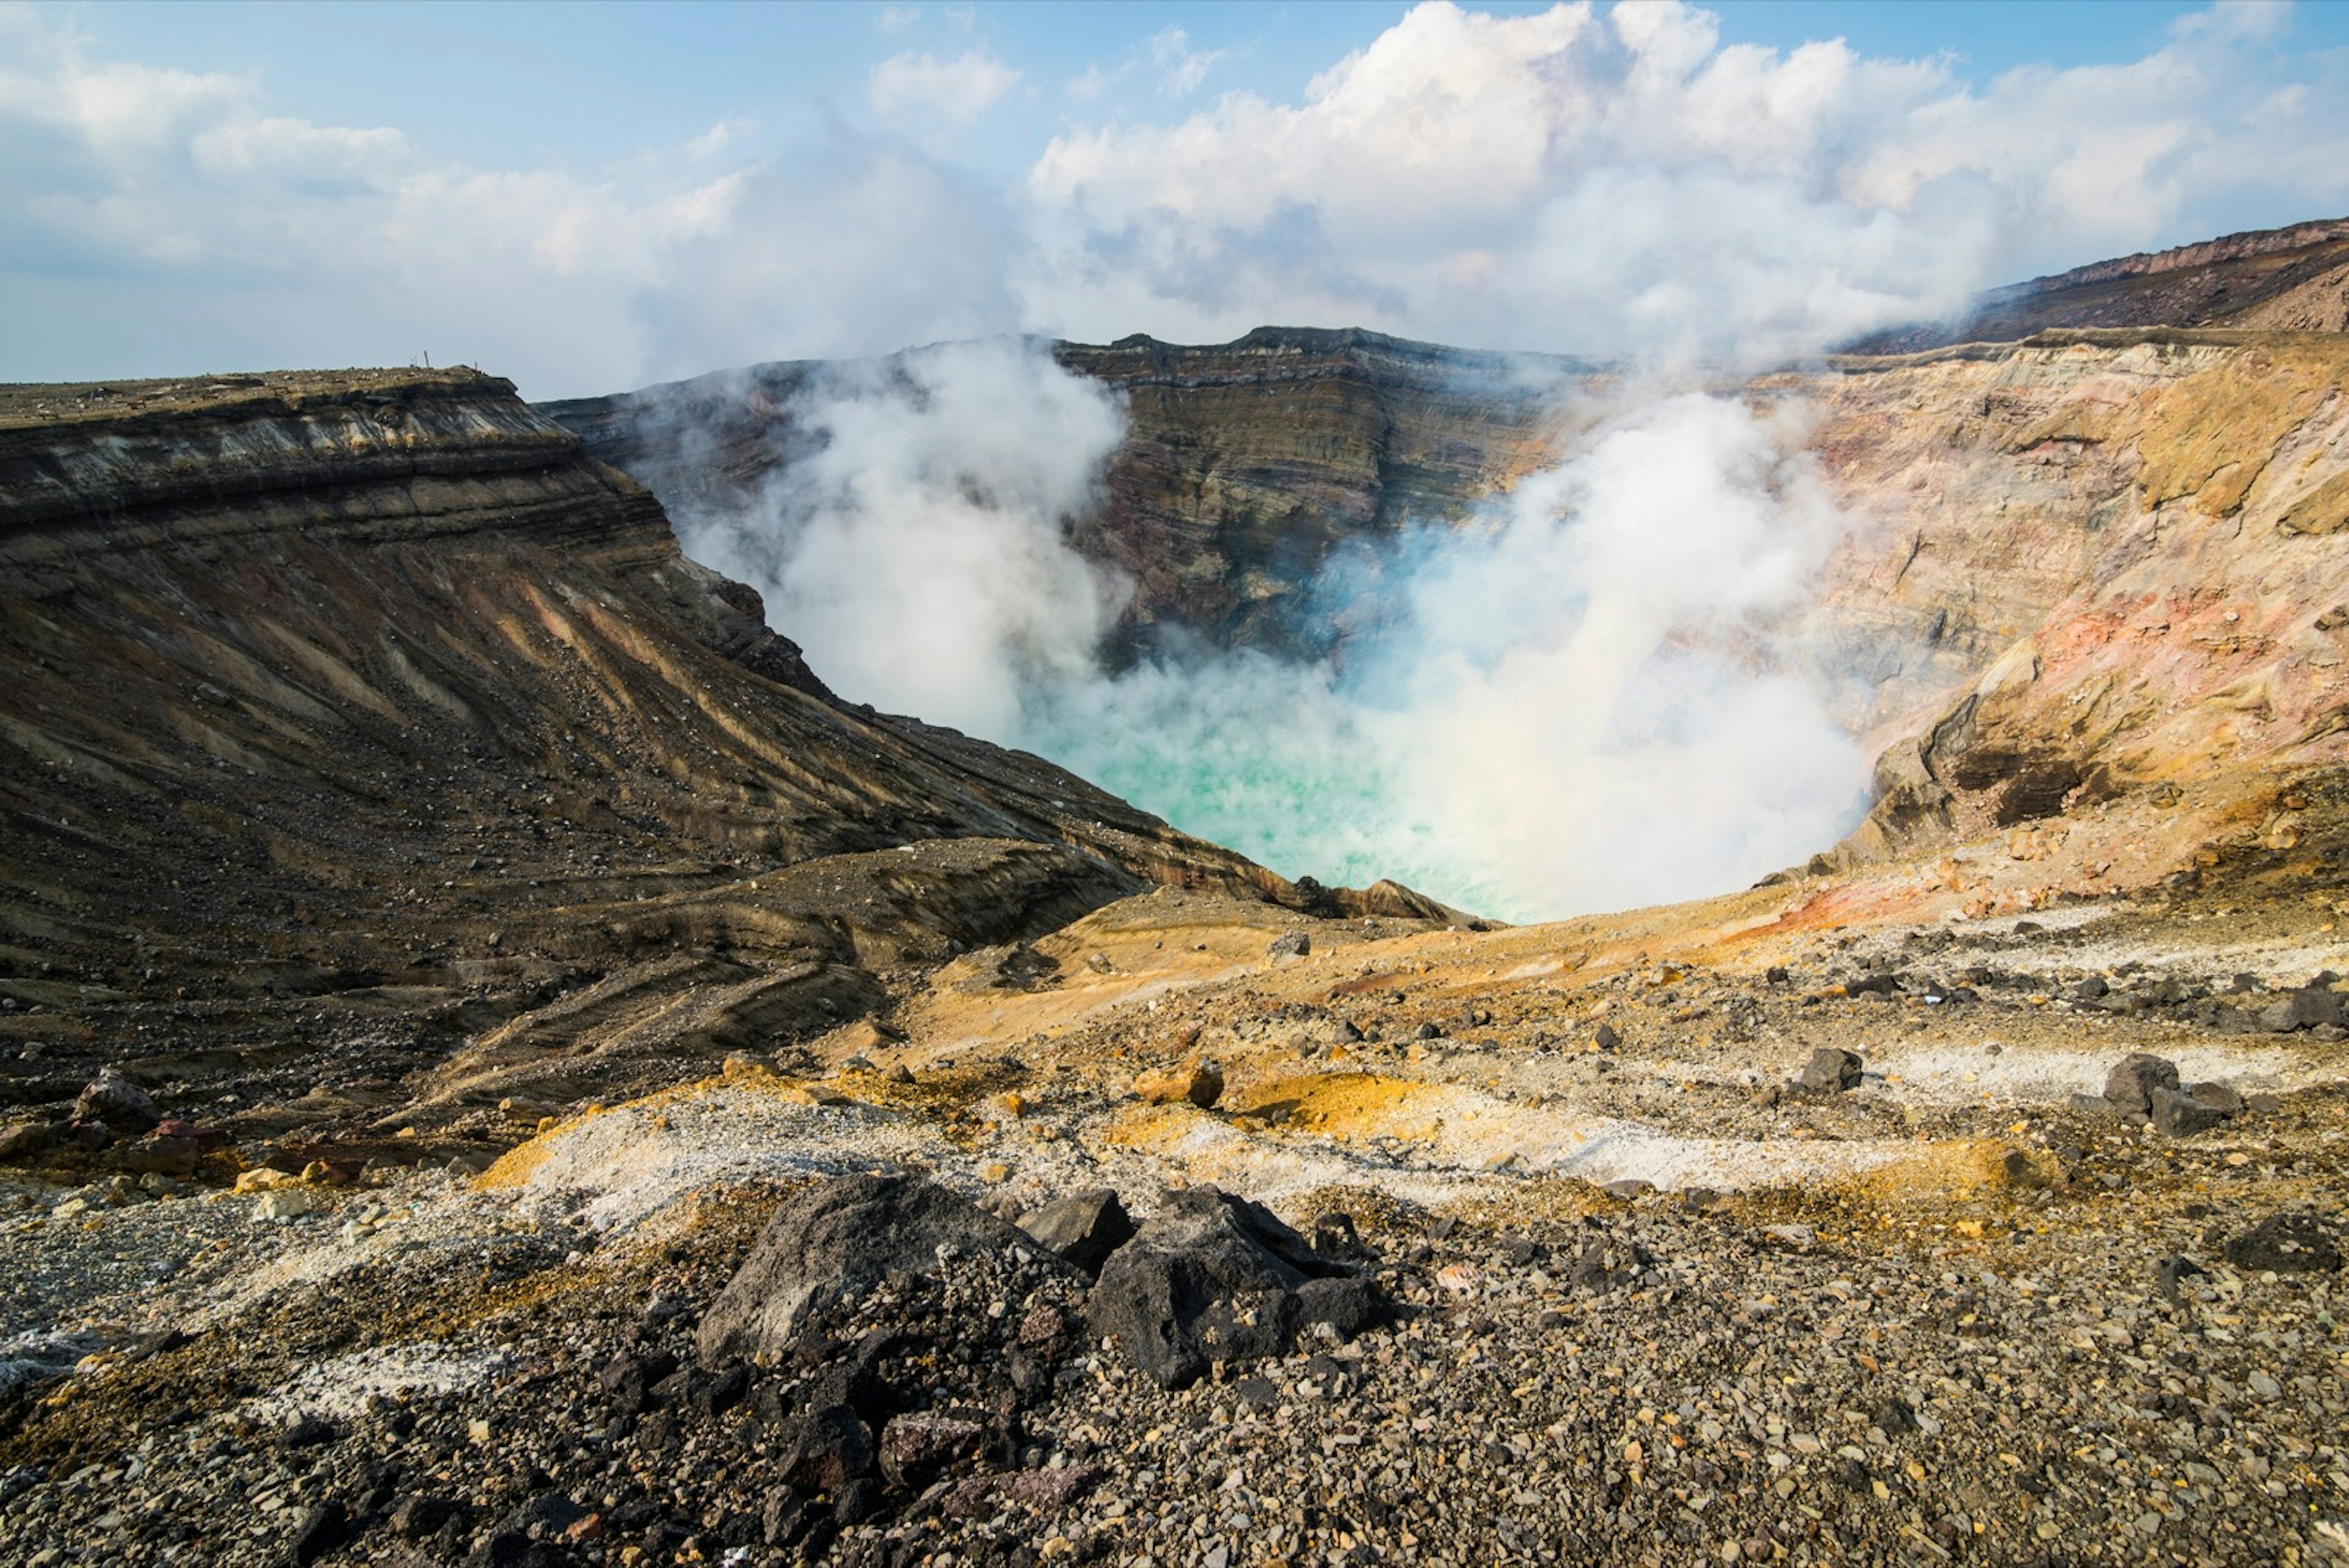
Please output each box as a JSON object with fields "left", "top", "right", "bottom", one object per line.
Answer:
{"left": 1849, "top": 215, "right": 2349, "bottom": 352}
{"left": 0, "top": 370, "right": 1392, "bottom": 1153}
{"left": 543, "top": 327, "right": 1583, "bottom": 662}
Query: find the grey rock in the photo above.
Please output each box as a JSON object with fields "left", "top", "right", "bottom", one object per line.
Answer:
{"left": 697, "top": 1173, "right": 1062, "bottom": 1363}
{"left": 1593, "top": 1023, "right": 1621, "bottom": 1051}
{"left": 506, "top": 1493, "right": 588, "bottom": 1540}
{"left": 2186, "top": 1082, "right": 2245, "bottom": 1117}
{"left": 1017, "top": 1187, "right": 1135, "bottom": 1276}
{"left": 598, "top": 1348, "right": 676, "bottom": 1418}
{"left": 2067, "top": 1092, "right": 2120, "bottom": 1116}
{"left": 290, "top": 1501, "right": 352, "bottom": 1567}
{"left": 2259, "top": 985, "right": 2344, "bottom": 1033}
{"left": 2150, "top": 1087, "right": 2227, "bottom": 1137}
{"left": 878, "top": 1412, "right": 987, "bottom": 1487}
{"left": 388, "top": 1495, "right": 461, "bottom": 1540}
{"left": 1310, "top": 1211, "right": 1365, "bottom": 1261}
{"left": 2154, "top": 1255, "right": 2206, "bottom": 1304}
{"left": 761, "top": 1489, "right": 817, "bottom": 1548}
{"left": 278, "top": 1415, "right": 338, "bottom": 1449}
{"left": 2000, "top": 1150, "right": 2050, "bottom": 1189}
{"left": 0, "top": 1121, "right": 50, "bottom": 1162}
{"left": 1265, "top": 931, "right": 1310, "bottom": 959}
{"left": 832, "top": 1476, "right": 885, "bottom": 1526}
{"left": 1794, "top": 1047, "right": 1863, "bottom": 1093}
{"left": 2102, "top": 1053, "right": 2180, "bottom": 1118}
{"left": 1087, "top": 1186, "right": 1383, "bottom": 1389}
{"left": 1295, "top": 1275, "right": 1382, "bottom": 1339}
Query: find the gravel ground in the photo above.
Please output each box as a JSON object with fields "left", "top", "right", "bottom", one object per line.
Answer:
{"left": 1, "top": 889, "right": 2345, "bottom": 1568}
{"left": 0, "top": 1085, "right": 2342, "bottom": 1568}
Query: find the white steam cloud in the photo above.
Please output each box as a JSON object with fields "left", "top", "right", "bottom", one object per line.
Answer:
{"left": 683, "top": 340, "right": 1866, "bottom": 921}
{"left": 676, "top": 341, "right": 1129, "bottom": 741}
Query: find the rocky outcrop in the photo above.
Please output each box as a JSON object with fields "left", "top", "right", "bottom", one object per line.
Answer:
{"left": 0, "top": 369, "right": 1329, "bottom": 1146}
{"left": 1847, "top": 216, "right": 2349, "bottom": 352}
{"left": 1776, "top": 330, "right": 2349, "bottom": 871}
{"left": 543, "top": 327, "right": 1581, "bottom": 664}
{"left": 697, "top": 1173, "right": 1061, "bottom": 1362}
{"left": 1086, "top": 1185, "right": 1384, "bottom": 1389}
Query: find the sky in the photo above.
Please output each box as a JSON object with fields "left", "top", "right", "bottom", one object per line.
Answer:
{"left": 6, "top": 0, "right": 2349, "bottom": 397}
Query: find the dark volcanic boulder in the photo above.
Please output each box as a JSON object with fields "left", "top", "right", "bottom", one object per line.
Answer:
{"left": 1018, "top": 1187, "right": 1137, "bottom": 1275}
{"left": 75, "top": 1066, "right": 158, "bottom": 1134}
{"left": 697, "top": 1173, "right": 1060, "bottom": 1364}
{"left": 2258, "top": 986, "right": 2342, "bottom": 1034}
{"left": 2102, "top": 1053, "right": 2180, "bottom": 1119}
{"left": 782, "top": 1403, "right": 876, "bottom": 1493}
{"left": 2150, "top": 1086, "right": 2227, "bottom": 1137}
{"left": 1088, "top": 1186, "right": 1386, "bottom": 1389}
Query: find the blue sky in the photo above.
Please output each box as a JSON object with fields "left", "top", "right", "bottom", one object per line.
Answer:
{"left": 59, "top": 2, "right": 2296, "bottom": 176}
{"left": 7, "top": 0, "right": 2349, "bottom": 395}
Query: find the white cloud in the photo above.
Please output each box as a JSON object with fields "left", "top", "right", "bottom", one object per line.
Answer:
{"left": 868, "top": 49, "right": 1019, "bottom": 126}
{"left": 1066, "top": 62, "right": 1121, "bottom": 103}
{"left": 1021, "top": 0, "right": 2349, "bottom": 361}
{"left": 634, "top": 138, "right": 1022, "bottom": 381}
{"left": 6, "top": 0, "right": 2349, "bottom": 395}
{"left": 1148, "top": 26, "right": 1227, "bottom": 97}
{"left": 686, "top": 117, "right": 757, "bottom": 157}
{"left": 0, "top": 13, "right": 1026, "bottom": 395}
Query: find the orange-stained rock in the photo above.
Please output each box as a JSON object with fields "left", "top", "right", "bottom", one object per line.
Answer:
{"left": 1134, "top": 1059, "right": 1224, "bottom": 1110}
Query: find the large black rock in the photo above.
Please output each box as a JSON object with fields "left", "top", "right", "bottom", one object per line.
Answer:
{"left": 1087, "top": 1186, "right": 1385, "bottom": 1389}
{"left": 697, "top": 1173, "right": 1062, "bottom": 1364}
{"left": 1018, "top": 1187, "right": 1136, "bottom": 1275}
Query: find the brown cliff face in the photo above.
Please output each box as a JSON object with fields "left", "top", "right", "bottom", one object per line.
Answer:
{"left": 1776, "top": 330, "right": 2349, "bottom": 894}
{"left": 0, "top": 369, "right": 1348, "bottom": 1146}
{"left": 551, "top": 314, "right": 2349, "bottom": 906}
{"left": 542, "top": 327, "right": 1580, "bottom": 663}
{"left": 1056, "top": 329, "right": 1581, "bottom": 659}
{"left": 1846, "top": 217, "right": 2349, "bottom": 353}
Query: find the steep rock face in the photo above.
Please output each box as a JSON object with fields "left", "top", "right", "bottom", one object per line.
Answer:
{"left": 544, "top": 270, "right": 2349, "bottom": 901}
{"left": 542, "top": 327, "right": 1579, "bottom": 663}
{"left": 1847, "top": 217, "right": 2349, "bottom": 353}
{"left": 1055, "top": 329, "right": 1580, "bottom": 660}
{"left": 1775, "top": 331, "right": 2349, "bottom": 868}
{"left": 0, "top": 370, "right": 1311, "bottom": 1140}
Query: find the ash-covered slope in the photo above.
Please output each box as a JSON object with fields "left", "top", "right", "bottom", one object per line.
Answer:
{"left": 1846, "top": 215, "right": 2349, "bottom": 354}
{"left": 543, "top": 326, "right": 1583, "bottom": 662}
{"left": 0, "top": 368, "right": 1360, "bottom": 1155}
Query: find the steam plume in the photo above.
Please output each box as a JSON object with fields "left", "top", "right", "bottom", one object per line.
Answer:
{"left": 678, "top": 341, "right": 1868, "bottom": 921}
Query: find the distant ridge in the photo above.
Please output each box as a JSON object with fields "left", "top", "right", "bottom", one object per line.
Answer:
{"left": 1844, "top": 214, "right": 2349, "bottom": 354}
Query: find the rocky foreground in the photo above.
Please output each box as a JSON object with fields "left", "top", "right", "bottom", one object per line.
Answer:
{"left": 1, "top": 862, "right": 2343, "bottom": 1568}
{"left": 6, "top": 255, "right": 2349, "bottom": 1566}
